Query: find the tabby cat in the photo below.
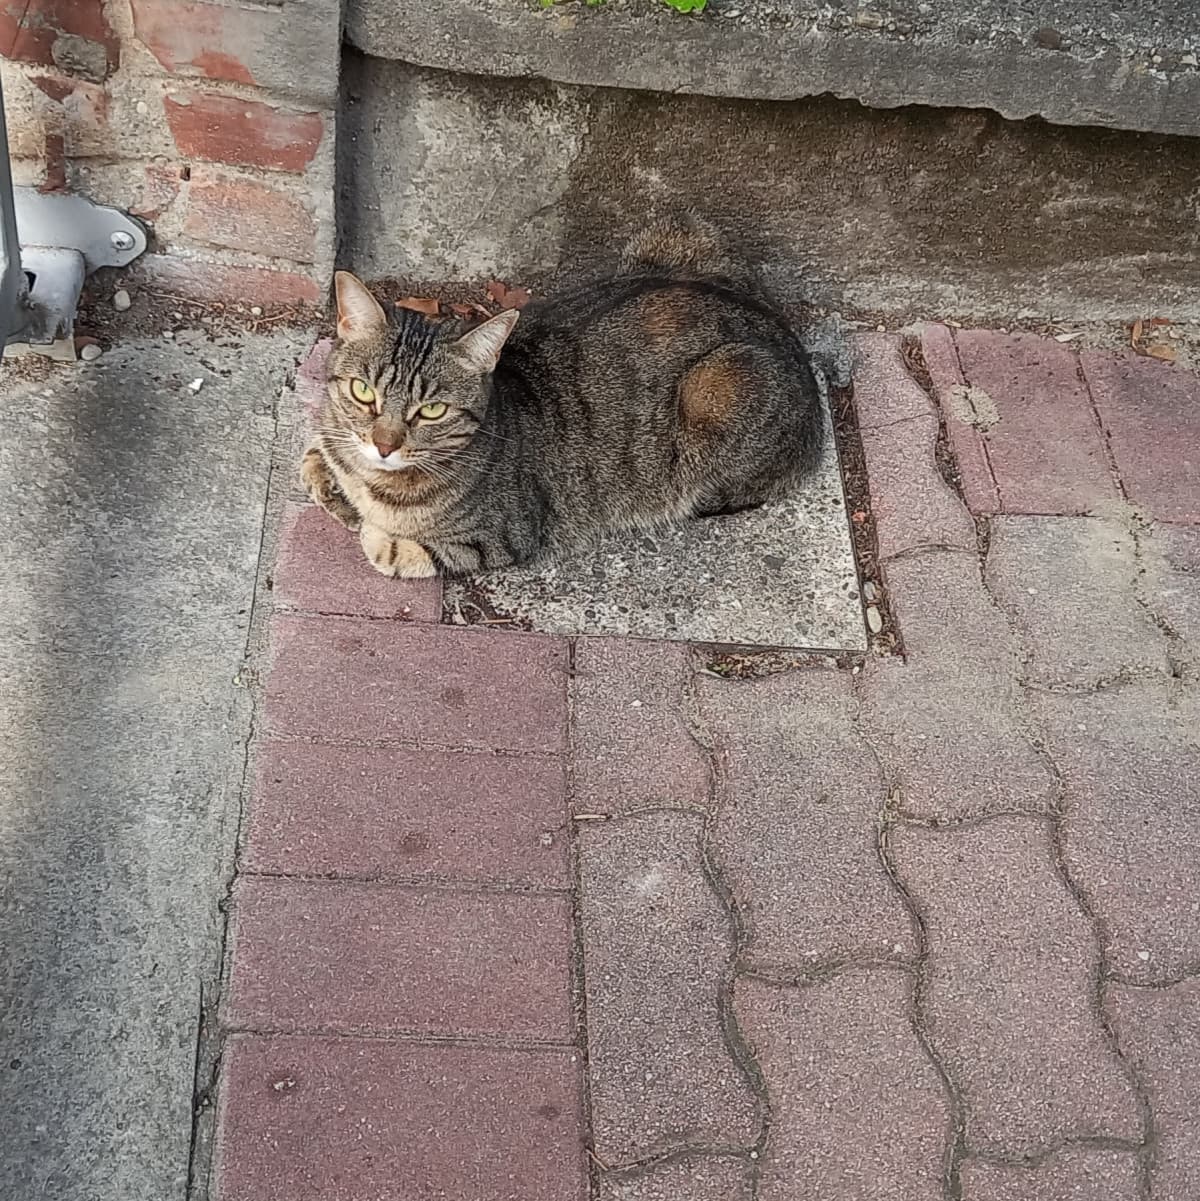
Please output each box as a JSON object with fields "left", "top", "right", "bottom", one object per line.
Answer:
{"left": 301, "top": 215, "right": 823, "bottom": 578}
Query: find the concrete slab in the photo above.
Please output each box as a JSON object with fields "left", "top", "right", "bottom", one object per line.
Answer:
{"left": 0, "top": 328, "right": 307, "bottom": 1201}
{"left": 444, "top": 407, "right": 864, "bottom": 650}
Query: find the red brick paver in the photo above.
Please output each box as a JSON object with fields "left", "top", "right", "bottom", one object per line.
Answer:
{"left": 265, "top": 616, "right": 567, "bottom": 751}
{"left": 226, "top": 878, "right": 573, "bottom": 1039}
{"left": 216, "top": 1038, "right": 586, "bottom": 1201}
{"left": 959, "top": 1147, "right": 1141, "bottom": 1201}
{"left": 245, "top": 740, "right": 568, "bottom": 885}
{"left": 1083, "top": 350, "right": 1200, "bottom": 524}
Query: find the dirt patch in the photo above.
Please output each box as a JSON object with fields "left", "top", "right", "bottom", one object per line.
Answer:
{"left": 830, "top": 379, "right": 902, "bottom": 657}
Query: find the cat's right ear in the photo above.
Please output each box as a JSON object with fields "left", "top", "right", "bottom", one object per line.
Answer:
{"left": 334, "top": 271, "right": 387, "bottom": 342}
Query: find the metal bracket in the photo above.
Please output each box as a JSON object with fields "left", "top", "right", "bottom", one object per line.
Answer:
{"left": 14, "top": 188, "right": 147, "bottom": 274}
{"left": 3, "top": 190, "right": 148, "bottom": 360}
{"left": 1, "top": 74, "right": 148, "bottom": 360}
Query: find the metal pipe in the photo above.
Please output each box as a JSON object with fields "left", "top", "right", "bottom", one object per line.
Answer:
{"left": 0, "top": 72, "right": 30, "bottom": 343}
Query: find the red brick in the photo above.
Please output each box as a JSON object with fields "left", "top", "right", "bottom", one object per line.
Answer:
{"left": 244, "top": 740, "right": 569, "bottom": 887}
{"left": 183, "top": 171, "right": 316, "bottom": 262}
{"left": 700, "top": 670, "right": 916, "bottom": 968}
{"left": 164, "top": 89, "right": 324, "bottom": 173}
{"left": 1082, "top": 349, "right": 1200, "bottom": 524}
{"left": 264, "top": 616, "right": 568, "bottom": 753}
{"left": 225, "top": 877, "right": 573, "bottom": 1039}
{"left": 960, "top": 1147, "right": 1140, "bottom": 1201}
{"left": 273, "top": 503, "right": 442, "bottom": 621}
{"left": 1108, "top": 979, "right": 1200, "bottom": 1201}
{"left": 571, "top": 638, "right": 709, "bottom": 816}
{"left": 29, "top": 73, "right": 109, "bottom": 155}
{"left": 580, "top": 811, "right": 760, "bottom": 1163}
{"left": 1038, "top": 683, "right": 1200, "bottom": 985}
{"left": 130, "top": 0, "right": 338, "bottom": 105}
{"left": 216, "top": 1035, "right": 587, "bottom": 1201}
{"left": 132, "top": 253, "right": 321, "bottom": 305}
{"left": 0, "top": 0, "right": 118, "bottom": 80}
{"left": 860, "top": 414, "right": 975, "bottom": 559}
{"left": 921, "top": 322, "right": 999, "bottom": 512}
{"left": 852, "top": 333, "right": 936, "bottom": 429}
{"left": 737, "top": 971, "right": 950, "bottom": 1201}
{"left": 892, "top": 817, "right": 1142, "bottom": 1156}
{"left": 951, "top": 331, "right": 1117, "bottom": 516}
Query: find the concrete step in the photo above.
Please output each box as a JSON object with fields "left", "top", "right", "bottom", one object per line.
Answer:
{"left": 346, "top": 0, "right": 1198, "bottom": 139}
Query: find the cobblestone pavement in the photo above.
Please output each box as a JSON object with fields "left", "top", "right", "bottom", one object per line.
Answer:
{"left": 211, "top": 328, "right": 1200, "bottom": 1200}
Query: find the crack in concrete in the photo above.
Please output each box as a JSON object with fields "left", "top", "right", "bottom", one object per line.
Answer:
{"left": 948, "top": 330, "right": 1005, "bottom": 512}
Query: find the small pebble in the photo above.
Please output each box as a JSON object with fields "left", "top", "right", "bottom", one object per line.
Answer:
{"left": 136, "top": 100, "right": 148, "bottom": 116}
{"left": 250, "top": 305, "right": 263, "bottom": 317}
{"left": 79, "top": 342, "right": 102, "bottom": 362}
{"left": 188, "top": 378, "right": 204, "bottom": 393}
{"left": 1137, "top": 950, "right": 1151, "bottom": 961}
{"left": 862, "top": 580, "right": 878, "bottom": 602}
{"left": 866, "top": 604, "right": 883, "bottom": 634}
{"left": 112, "top": 288, "right": 131, "bottom": 311}
{"left": 162, "top": 330, "right": 174, "bottom": 339}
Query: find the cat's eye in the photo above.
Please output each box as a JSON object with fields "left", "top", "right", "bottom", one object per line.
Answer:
{"left": 418, "top": 402, "right": 448, "bottom": 420}
{"left": 349, "top": 377, "right": 375, "bottom": 405}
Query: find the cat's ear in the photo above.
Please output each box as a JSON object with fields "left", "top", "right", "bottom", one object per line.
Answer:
{"left": 334, "top": 271, "right": 387, "bottom": 341}
{"left": 453, "top": 309, "right": 519, "bottom": 374}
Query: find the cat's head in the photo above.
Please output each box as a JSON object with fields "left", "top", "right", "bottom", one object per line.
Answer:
{"left": 323, "top": 271, "right": 518, "bottom": 475}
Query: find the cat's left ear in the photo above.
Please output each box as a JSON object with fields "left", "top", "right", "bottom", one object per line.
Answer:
{"left": 454, "top": 309, "right": 519, "bottom": 374}
{"left": 334, "top": 271, "right": 387, "bottom": 342}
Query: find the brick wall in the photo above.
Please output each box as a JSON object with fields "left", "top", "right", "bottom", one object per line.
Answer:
{"left": 0, "top": 0, "right": 340, "bottom": 306}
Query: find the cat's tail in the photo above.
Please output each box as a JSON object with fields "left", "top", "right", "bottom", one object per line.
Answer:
{"left": 619, "top": 211, "right": 755, "bottom": 286}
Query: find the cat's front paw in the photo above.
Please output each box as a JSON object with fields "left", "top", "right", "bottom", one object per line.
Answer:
{"left": 301, "top": 445, "right": 361, "bottom": 530}
{"left": 359, "top": 525, "right": 438, "bottom": 579}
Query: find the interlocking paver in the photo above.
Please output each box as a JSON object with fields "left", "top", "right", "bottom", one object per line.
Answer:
{"left": 1082, "top": 350, "right": 1200, "bottom": 524}
{"left": 579, "top": 810, "right": 760, "bottom": 1164}
{"left": 853, "top": 333, "right": 937, "bottom": 429}
{"left": 225, "top": 877, "right": 573, "bottom": 1039}
{"left": 737, "top": 970, "right": 950, "bottom": 1201}
{"left": 215, "top": 1035, "right": 586, "bottom": 1201}
{"left": 273, "top": 503, "right": 442, "bottom": 621}
{"left": 572, "top": 638, "right": 709, "bottom": 816}
{"left": 264, "top": 616, "right": 568, "bottom": 752}
{"left": 865, "top": 551, "right": 1054, "bottom": 820}
{"left": 699, "top": 670, "right": 916, "bottom": 968}
{"left": 921, "top": 323, "right": 998, "bottom": 512}
{"left": 244, "top": 740, "right": 568, "bottom": 885}
{"left": 599, "top": 1156, "right": 755, "bottom": 1201}
{"left": 1108, "top": 978, "right": 1200, "bottom": 1201}
{"left": 892, "top": 817, "right": 1142, "bottom": 1156}
{"left": 950, "top": 331, "right": 1117, "bottom": 516}
{"left": 860, "top": 415, "right": 976, "bottom": 560}
{"left": 986, "top": 516, "right": 1169, "bottom": 687}
{"left": 960, "top": 1147, "right": 1141, "bottom": 1201}
{"left": 1037, "top": 684, "right": 1200, "bottom": 985}
{"left": 1142, "top": 523, "right": 1200, "bottom": 678}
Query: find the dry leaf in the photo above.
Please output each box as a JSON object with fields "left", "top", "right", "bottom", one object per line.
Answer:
{"left": 396, "top": 296, "right": 441, "bottom": 317}
{"left": 851, "top": 510, "right": 868, "bottom": 525}
{"left": 498, "top": 285, "right": 531, "bottom": 311}
{"left": 1148, "top": 316, "right": 1172, "bottom": 326}
{"left": 1143, "top": 343, "right": 1177, "bottom": 364}
{"left": 1130, "top": 318, "right": 1143, "bottom": 349}
{"left": 486, "top": 280, "right": 532, "bottom": 310}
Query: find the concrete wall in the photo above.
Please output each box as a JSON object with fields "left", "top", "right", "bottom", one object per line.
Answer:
{"left": 340, "top": 54, "right": 1200, "bottom": 322}
{"left": 0, "top": 0, "right": 340, "bottom": 305}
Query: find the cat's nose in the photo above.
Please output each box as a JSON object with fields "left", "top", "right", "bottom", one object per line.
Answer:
{"left": 373, "top": 437, "right": 398, "bottom": 458}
